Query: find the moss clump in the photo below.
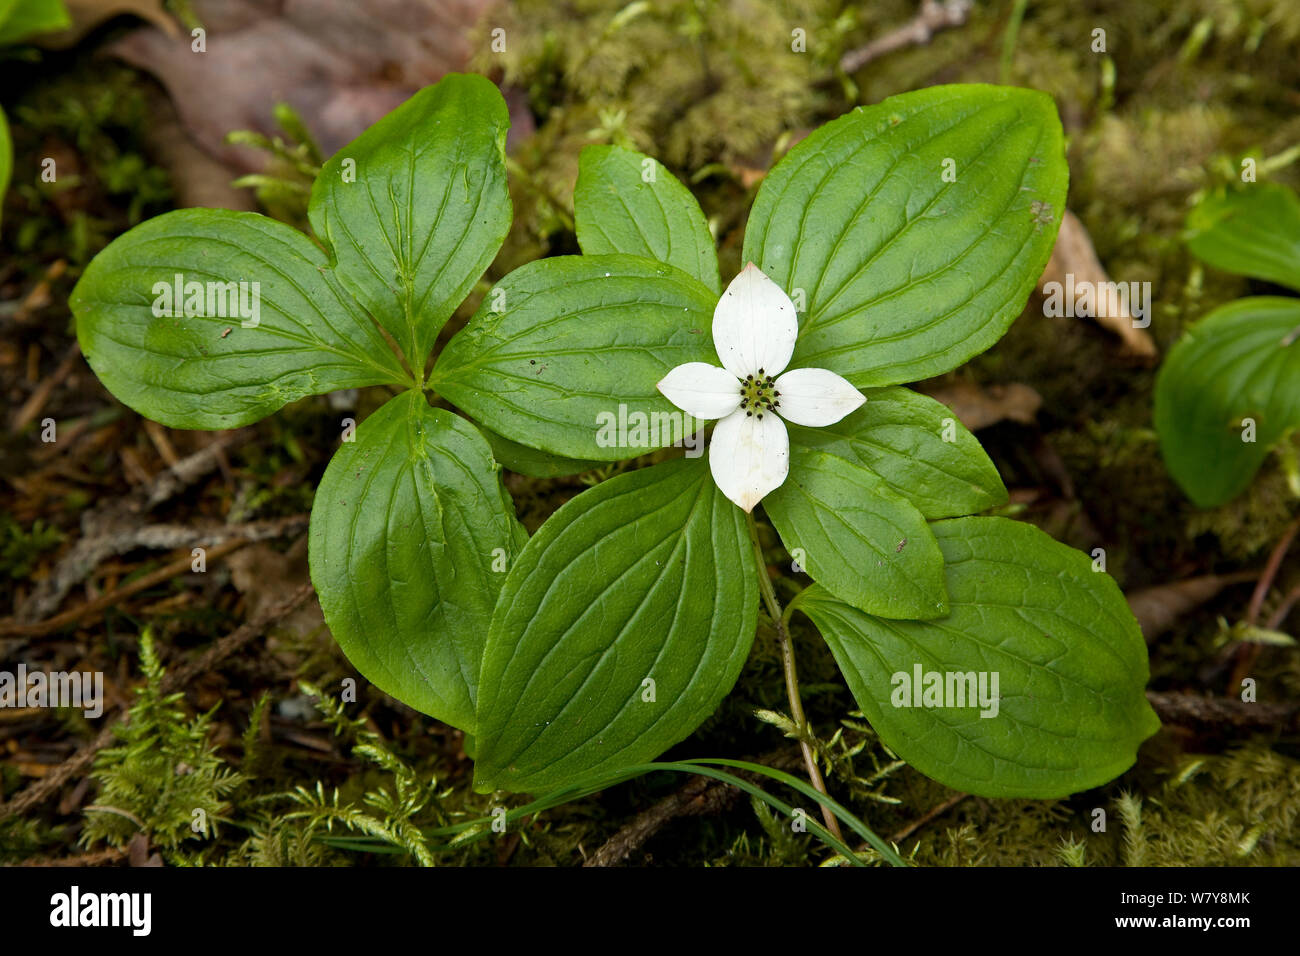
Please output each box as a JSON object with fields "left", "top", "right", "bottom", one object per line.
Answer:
{"left": 80, "top": 631, "right": 245, "bottom": 855}
{"left": 3, "top": 60, "right": 172, "bottom": 268}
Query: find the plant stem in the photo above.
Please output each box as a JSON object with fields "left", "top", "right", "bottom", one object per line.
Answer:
{"left": 745, "top": 510, "right": 845, "bottom": 843}
{"left": 1266, "top": 582, "right": 1300, "bottom": 631}
{"left": 999, "top": 0, "right": 1029, "bottom": 85}
{"left": 1233, "top": 513, "right": 1300, "bottom": 691}
{"left": 1245, "top": 514, "right": 1300, "bottom": 626}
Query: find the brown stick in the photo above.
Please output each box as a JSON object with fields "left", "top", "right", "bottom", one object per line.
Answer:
{"left": 12, "top": 846, "right": 130, "bottom": 868}
{"left": 886, "top": 792, "right": 970, "bottom": 847}
{"left": 584, "top": 776, "right": 739, "bottom": 867}
{"left": 1245, "top": 516, "right": 1300, "bottom": 626}
{"left": 16, "top": 430, "right": 250, "bottom": 623}
{"left": 10, "top": 341, "right": 82, "bottom": 433}
{"left": 1231, "top": 515, "right": 1300, "bottom": 690}
{"left": 584, "top": 749, "right": 805, "bottom": 867}
{"left": 160, "top": 582, "right": 314, "bottom": 691}
{"left": 1147, "top": 690, "right": 1300, "bottom": 733}
{"left": 0, "top": 537, "right": 252, "bottom": 638}
{"left": 839, "top": 0, "right": 972, "bottom": 73}
{"left": 1265, "top": 583, "right": 1300, "bottom": 631}
{"left": 6, "top": 514, "right": 309, "bottom": 641}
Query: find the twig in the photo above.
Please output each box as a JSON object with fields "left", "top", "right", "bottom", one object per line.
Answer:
{"left": 6, "top": 514, "right": 309, "bottom": 641}
{"left": 1265, "top": 583, "right": 1300, "bottom": 631}
{"left": 1245, "top": 515, "right": 1300, "bottom": 626}
{"left": 839, "top": 0, "right": 972, "bottom": 73}
{"left": 0, "top": 582, "right": 315, "bottom": 821}
{"left": 160, "top": 582, "right": 313, "bottom": 690}
{"left": 143, "top": 420, "right": 181, "bottom": 468}
{"left": 584, "top": 748, "right": 805, "bottom": 867}
{"left": 5, "top": 259, "right": 67, "bottom": 323}
{"left": 585, "top": 776, "right": 731, "bottom": 866}
{"left": 10, "top": 341, "right": 82, "bottom": 433}
{"left": 12, "top": 846, "right": 129, "bottom": 868}
{"left": 886, "top": 792, "right": 969, "bottom": 847}
{"left": 15, "top": 431, "right": 250, "bottom": 622}
{"left": 1146, "top": 690, "right": 1300, "bottom": 733}
{"left": 0, "top": 537, "right": 252, "bottom": 638}
{"left": 1231, "top": 514, "right": 1300, "bottom": 690}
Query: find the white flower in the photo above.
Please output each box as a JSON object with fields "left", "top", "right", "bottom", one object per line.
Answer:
{"left": 657, "top": 263, "right": 866, "bottom": 512}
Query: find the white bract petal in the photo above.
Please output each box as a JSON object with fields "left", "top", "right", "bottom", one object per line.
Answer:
{"left": 773, "top": 367, "right": 867, "bottom": 427}
{"left": 708, "top": 406, "right": 789, "bottom": 512}
{"left": 657, "top": 362, "right": 742, "bottom": 420}
{"left": 712, "top": 263, "right": 798, "bottom": 379}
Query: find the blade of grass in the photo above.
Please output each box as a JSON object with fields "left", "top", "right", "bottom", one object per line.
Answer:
{"left": 316, "top": 759, "right": 901, "bottom": 866}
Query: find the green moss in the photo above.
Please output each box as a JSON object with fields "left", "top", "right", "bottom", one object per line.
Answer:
{"left": 3, "top": 60, "right": 172, "bottom": 268}
{"left": 80, "top": 631, "right": 245, "bottom": 856}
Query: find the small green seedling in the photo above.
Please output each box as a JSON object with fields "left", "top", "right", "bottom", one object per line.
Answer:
{"left": 1156, "top": 180, "right": 1300, "bottom": 507}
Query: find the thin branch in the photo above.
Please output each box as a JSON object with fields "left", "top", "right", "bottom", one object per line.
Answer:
{"left": 1232, "top": 514, "right": 1300, "bottom": 691}
{"left": 839, "top": 0, "right": 973, "bottom": 74}
{"left": 887, "top": 792, "right": 969, "bottom": 847}
{"left": 1246, "top": 515, "right": 1300, "bottom": 625}
{"left": 1146, "top": 690, "right": 1300, "bottom": 733}
{"left": 584, "top": 748, "right": 805, "bottom": 867}
{"left": 1265, "top": 583, "right": 1300, "bottom": 631}
{"left": 16, "top": 430, "right": 250, "bottom": 623}
{"left": 0, "top": 537, "right": 252, "bottom": 638}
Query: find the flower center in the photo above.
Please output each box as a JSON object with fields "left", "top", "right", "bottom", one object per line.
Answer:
{"left": 738, "top": 370, "right": 780, "bottom": 419}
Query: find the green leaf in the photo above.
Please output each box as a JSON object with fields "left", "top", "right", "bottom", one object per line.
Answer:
{"left": 70, "top": 208, "right": 410, "bottom": 429}
{"left": 309, "top": 73, "right": 512, "bottom": 372}
{"left": 480, "top": 427, "right": 605, "bottom": 478}
{"left": 764, "top": 448, "right": 948, "bottom": 619}
{"left": 473, "top": 457, "right": 758, "bottom": 793}
{"left": 1155, "top": 296, "right": 1300, "bottom": 507}
{"left": 575, "top": 145, "right": 720, "bottom": 293}
{"left": 308, "top": 391, "right": 527, "bottom": 732}
{"left": 742, "top": 84, "right": 1067, "bottom": 387}
{"left": 786, "top": 386, "right": 1007, "bottom": 518}
{"left": 0, "top": 105, "right": 11, "bottom": 233}
{"left": 432, "top": 254, "right": 719, "bottom": 461}
{"left": 1186, "top": 183, "right": 1300, "bottom": 292}
{"left": 0, "top": 0, "right": 70, "bottom": 45}
{"left": 799, "top": 516, "right": 1160, "bottom": 798}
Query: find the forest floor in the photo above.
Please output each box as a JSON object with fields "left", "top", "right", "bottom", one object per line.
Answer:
{"left": 1, "top": 0, "right": 1299, "bottom": 866}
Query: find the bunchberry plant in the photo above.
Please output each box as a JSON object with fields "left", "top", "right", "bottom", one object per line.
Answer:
{"left": 70, "top": 74, "right": 1159, "bottom": 814}
{"left": 433, "top": 84, "right": 1159, "bottom": 798}
{"left": 1156, "top": 180, "right": 1300, "bottom": 507}
{"left": 72, "top": 74, "right": 528, "bottom": 733}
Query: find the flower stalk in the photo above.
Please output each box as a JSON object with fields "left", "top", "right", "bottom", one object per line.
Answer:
{"left": 745, "top": 509, "right": 845, "bottom": 844}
